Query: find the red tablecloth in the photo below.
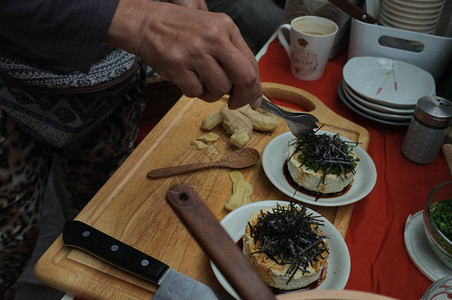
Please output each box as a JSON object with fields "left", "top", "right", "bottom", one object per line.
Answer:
{"left": 258, "top": 37, "right": 450, "bottom": 300}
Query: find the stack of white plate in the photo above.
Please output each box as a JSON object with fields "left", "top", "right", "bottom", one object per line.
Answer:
{"left": 379, "top": 0, "right": 446, "bottom": 34}
{"left": 339, "top": 56, "right": 436, "bottom": 126}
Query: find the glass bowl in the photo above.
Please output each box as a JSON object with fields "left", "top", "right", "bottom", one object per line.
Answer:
{"left": 421, "top": 275, "right": 452, "bottom": 300}
{"left": 423, "top": 181, "right": 452, "bottom": 269}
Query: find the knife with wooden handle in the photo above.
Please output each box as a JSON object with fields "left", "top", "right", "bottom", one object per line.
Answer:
{"left": 327, "top": 0, "right": 380, "bottom": 25}
{"left": 166, "top": 183, "right": 276, "bottom": 300}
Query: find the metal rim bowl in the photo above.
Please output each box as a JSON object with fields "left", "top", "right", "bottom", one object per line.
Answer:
{"left": 421, "top": 275, "right": 452, "bottom": 300}
{"left": 423, "top": 181, "right": 452, "bottom": 269}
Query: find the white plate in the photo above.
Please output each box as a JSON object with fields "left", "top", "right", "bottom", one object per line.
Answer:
{"left": 338, "top": 82, "right": 412, "bottom": 126}
{"left": 342, "top": 83, "right": 413, "bottom": 121}
{"left": 381, "top": 1, "right": 443, "bottom": 20}
{"left": 388, "top": 0, "right": 445, "bottom": 9}
{"left": 211, "top": 200, "right": 351, "bottom": 299}
{"left": 380, "top": 5, "right": 440, "bottom": 26}
{"left": 343, "top": 57, "right": 436, "bottom": 108}
{"left": 343, "top": 81, "right": 414, "bottom": 115}
{"left": 379, "top": 13, "right": 437, "bottom": 33}
{"left": 384, "top": 0, "right": 444, "bottom": 15}
{"left": 262, "top": 131, "right": 377, "bottom": 207}
{"left": 404, "top": 210, "right": 452, "bottom": 281}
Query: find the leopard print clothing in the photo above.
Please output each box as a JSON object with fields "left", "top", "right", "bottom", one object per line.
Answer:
{"left": 0, "top": 110, "right": 52, "bottom": 300}
{"left": 0, "top": 66, "right": 145, "bottom": 299}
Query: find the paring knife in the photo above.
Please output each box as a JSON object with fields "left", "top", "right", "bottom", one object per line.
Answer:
{"left": 62, "top": 220, "right": 220, "bottom": 300}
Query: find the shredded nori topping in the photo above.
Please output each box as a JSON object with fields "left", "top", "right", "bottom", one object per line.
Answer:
{"left": 248, "top": 203, "right": 329, "bottom": 284}
{"left": 289, "top": 130, "right": 360, "bottom": 186}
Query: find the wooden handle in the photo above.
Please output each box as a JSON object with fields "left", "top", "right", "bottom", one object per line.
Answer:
{"left": 327, "top": 0, "right": 381, "bottom": 25}
{"left": 166, "top": 184, "right": 276, "bottom": 300}
{"left": 442, "top": 144, "right": 452, "bottom": 178}
{"left": 147, "top": 161, "right": 217, "bottom": 179}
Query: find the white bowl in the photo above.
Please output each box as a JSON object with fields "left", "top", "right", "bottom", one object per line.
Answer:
{"left": 383, "top": 0, "right": 444, "bottom": 15}
{"left": 379, "top": 14, "right": 437, "bottom": 33}
{"left": 381, "top": 1, "right": 443, "bottom": 19}
{"left": 343, "top": 56, "right": 436, "bottom": 108}
{"left": 387, "top": 0, "right": 446, "bottom": 9}
{"left": 380, "top": 9, "right": 439, "bottom": 27}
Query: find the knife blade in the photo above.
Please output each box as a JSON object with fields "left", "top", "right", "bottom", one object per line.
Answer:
{"left": 62, "top": 220, "right": 219, "bottom": 300}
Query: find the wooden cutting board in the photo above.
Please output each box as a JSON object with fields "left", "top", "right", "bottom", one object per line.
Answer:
{"left": 35, "top": 83, "right": 370, "bottom": 300}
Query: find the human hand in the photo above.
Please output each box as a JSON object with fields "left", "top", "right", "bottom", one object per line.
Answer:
{"left": 161, "top": 0, "right": 208, "bottom": 11}
{"left": 105, "top": 0, "right": 262, "bottom": 109}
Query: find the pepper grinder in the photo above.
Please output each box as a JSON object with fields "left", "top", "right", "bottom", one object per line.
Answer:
{"left": 401, "top": 96, "right": 452, "bottom": 164}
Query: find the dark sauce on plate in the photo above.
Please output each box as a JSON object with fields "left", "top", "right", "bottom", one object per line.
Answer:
{"left": 282, "top": 159, "right": 352, "bottom": 201}
{"left": 236, "top": 236, "right": 327, "bottom": 293}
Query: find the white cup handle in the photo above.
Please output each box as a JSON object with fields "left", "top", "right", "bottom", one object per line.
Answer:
{"left": 277, "top": 24, "right": 291, "bottom": 58}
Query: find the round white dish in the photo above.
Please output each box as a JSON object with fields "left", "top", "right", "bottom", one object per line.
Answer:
{"left": 343, "top": 57, "right": 436, "bottom": 108}
{"left": 261, "top": 131, "right": 377, "bottom": 207}
{"left": 404, "top": 210, "right": 452, "bottom": 281}
{"left": 379, "top": 13, "right": 437, "bottom": 33}
{"left": 211, "top": 200, "right": 351, "bottom": 299}
{"left": 384, "top": 0, "right": 444, "bottom": 15}
{"left": 388, "top": 0, "right": 445, "bottom": 9}
{"left": 379, "top": 19, "right": 435, "bottom": 34}
{"left": 343, "top": 81, "right": 414, "bottom": 115}
{"left": 381, "top": 1, "right": 443, "bottom": 20}
{"left": 380, "top": 11, "right": 438, "bottom": 28}
{"left": 338, "top": 82, "right": 412, "bottom": 126}
{"left": 342, "top": 83, "right": 413, "bottom": 121}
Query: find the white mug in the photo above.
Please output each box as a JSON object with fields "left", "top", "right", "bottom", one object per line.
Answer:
{"left": 277, "top": 16, "right": 338, "bottom": 81}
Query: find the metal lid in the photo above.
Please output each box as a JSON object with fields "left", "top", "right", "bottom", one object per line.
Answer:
{"left": 415, "top": 96, "right": 452, "bottom": 128}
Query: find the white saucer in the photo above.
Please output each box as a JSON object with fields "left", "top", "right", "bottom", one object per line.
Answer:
{"left": 262, "top": 131, "right": 377, "bottom": 207}
{"left": 338, "top": 82, "right": 412, "bottom": 126}
{"left": 343, "top": 57, "right": 436, "bottom": 108}
{"left": 211, "top": 200, "right": 351, "bottom": 299}
{"left": 342, "top": 83, "right": 413, "bottom": 121}
{"left": 404, "top": 210, "right": 452, "bottom": 281}
{"left": 383, "top": 0, "right": 444, "bottom": 15}
{"left": 342, "top": 81, "right": 414, "bottom": 115}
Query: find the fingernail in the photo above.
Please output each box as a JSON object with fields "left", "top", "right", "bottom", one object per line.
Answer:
{"left": 250, "top": 97, "right": 262, "bottom": 108}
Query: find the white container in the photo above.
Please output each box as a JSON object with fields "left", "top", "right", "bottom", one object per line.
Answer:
{"left": 348, "top": 18, "right": 452, "bottom": 81}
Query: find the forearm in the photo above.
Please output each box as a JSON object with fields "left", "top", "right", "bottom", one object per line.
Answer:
{"left": 105, "top": 0, "right": 262, "bottom": 108}
{"left": 104, "top": 0, "right": 149, "bottom": 55}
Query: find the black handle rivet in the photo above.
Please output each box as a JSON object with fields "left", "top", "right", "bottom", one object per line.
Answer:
{"left": 82, "top": 231, "right": 90, "bottom": 237}
{"left": 179, "top": 192, "right": 189, "bottom": 202}
{"left": 141, "top": 259, "right": 150, "bottom": 266}
{"left": 111, "top": 245, "right": 119, "bottom": 251}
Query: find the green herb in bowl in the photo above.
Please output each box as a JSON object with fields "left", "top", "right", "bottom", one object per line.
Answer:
{"left": 431, "top": 197, "right": 452, "bottom": 245}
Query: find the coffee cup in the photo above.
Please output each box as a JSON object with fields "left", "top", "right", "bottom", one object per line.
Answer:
{"left": 277, "top": 16, "right": 338, "bottom": 81}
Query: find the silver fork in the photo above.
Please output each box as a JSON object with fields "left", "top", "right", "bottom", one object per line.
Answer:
{"left": 259, "top": 97, "right": 319, "bottom": 137}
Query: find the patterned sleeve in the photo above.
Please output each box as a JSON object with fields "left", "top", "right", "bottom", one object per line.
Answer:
{"left": 0, "top": 0, "right": 119, "bottom": 73}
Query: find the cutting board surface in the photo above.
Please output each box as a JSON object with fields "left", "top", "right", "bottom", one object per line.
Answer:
{"left": 35, "top": 83, "right": 370, "bottom": 300}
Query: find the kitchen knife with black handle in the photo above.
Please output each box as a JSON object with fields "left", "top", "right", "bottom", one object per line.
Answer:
{"left": 62, "top": 220, "right": 220, "bottom": 300}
